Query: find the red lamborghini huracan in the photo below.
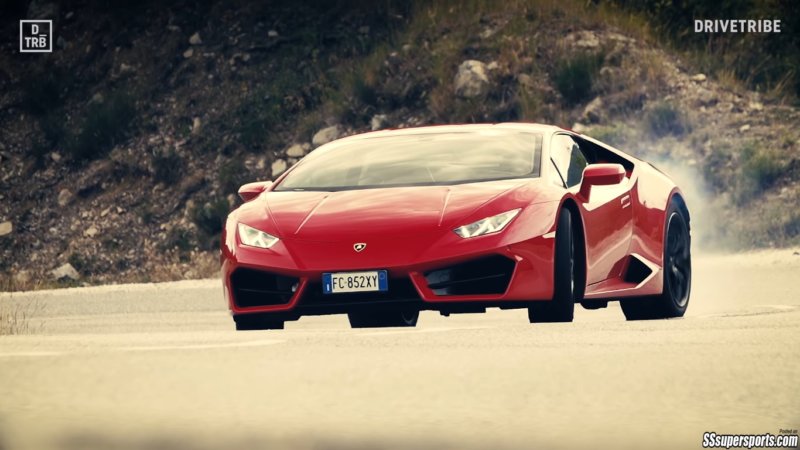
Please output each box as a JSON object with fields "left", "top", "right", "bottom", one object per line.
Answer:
{"left": 221, "top": 123, "right": 691, "bottom": 330}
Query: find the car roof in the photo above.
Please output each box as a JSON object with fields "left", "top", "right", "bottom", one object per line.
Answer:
{"left": 335, "top": 123, "right": 566, "bottom": 142}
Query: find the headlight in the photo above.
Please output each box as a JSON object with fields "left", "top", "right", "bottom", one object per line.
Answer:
{"left": 453, "top": 209, "right": 521, "bottom": 238}
{"left": 237, "top": 223, "right": 279, "bottom": 249}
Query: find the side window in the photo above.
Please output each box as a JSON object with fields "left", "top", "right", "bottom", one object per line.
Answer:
{"left": 550, "top": 134, "right": 588, "bottom": 188}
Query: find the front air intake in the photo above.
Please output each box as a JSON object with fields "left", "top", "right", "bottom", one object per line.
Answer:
{"left": 230, "top": 268, "right": 298, "bottom": 308}
{"left": 424, "top": 255, "right": 515, "bottom": 296}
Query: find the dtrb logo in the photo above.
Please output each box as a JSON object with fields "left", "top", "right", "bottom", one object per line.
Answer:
{"left": 20, "top": 20, "right": 53, "bottom": 53}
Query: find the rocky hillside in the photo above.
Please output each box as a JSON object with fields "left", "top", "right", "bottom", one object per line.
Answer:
{"left": 0, "top": 0, "right": 798, "bottom": 290}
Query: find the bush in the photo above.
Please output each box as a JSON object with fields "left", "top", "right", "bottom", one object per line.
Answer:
{"left": 162, "top": 227, "right": 195, "bottom": 252}
{"left": 190, "top": 197, "right": 230, "bottom": 236}
{"left": 218, "top": 157, "right": 246, "bottom": 194}
{"left": 67, "top": 91, "right": 136, "bottom": 161}
{"left": 152, "top": 149, "right": 183, "bottom": 184}
{"left": 643, "top": 102, "right": 687, "bottom": 138}
{"left": 734, "top": 143, "right": 784, "bottom": 204}
{"left": 553, "top": 52, "right": 604, "bottom": 106}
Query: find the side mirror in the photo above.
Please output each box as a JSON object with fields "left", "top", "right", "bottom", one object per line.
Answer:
{"left": 238, "top": 181, "right": 272, "bottom": 202}
{"left": 578, "top": 164, "right": 625, "bottom": 201}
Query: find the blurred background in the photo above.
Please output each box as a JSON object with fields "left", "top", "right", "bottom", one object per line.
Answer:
{"left": 0, "top": 0, "right": 798, "bottom": 290}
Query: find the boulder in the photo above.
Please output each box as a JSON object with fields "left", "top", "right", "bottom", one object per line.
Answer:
{"left": 271, "top": 159, "right": 287, "bottom": 177}
{"left": 0, "top": 221, "right": 11, "bottom": 236}
{"left": 312, "top": 125, "right": 342, "bottom": 147}
{"left": 51, "top": 263, "right": 80, "bottom": 281}
{"left": 189, "top": 32, "right": 202, "bottom": 45}
{"left": 57, "top": 188, "right": 74, "bottom": 207}
{"left": 370, "top": 114, "right": 389, "bottom": 131}
{"left": 285, "top": 143, "right": 307, "bottom": 157}
{"left": 454, "top": 60, "right": 489, "bottom": 98}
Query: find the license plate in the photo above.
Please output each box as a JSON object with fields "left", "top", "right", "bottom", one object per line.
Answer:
{"left": 322, "top": 270, "right": 388, "bottom": 294}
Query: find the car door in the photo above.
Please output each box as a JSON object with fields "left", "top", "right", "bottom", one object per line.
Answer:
{"left": 549, "top": 133, "right": 633, "bottom": 284}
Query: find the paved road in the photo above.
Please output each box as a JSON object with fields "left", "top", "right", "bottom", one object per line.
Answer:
{"left": 1, "top": 250, "right": 799, "bottom": 450}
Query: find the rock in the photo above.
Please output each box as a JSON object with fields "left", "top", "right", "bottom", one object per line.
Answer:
{"left": 571, "top": 123, "right": 588, "bottom": 134}
{"left": 90, "top": 92, "right": 104, "bottom": 104}
{"left": 191, "top": 117, "right": 202, "bottom": 135}
{"left": 119, "top": 63, "right": 135, "bottom": 74}
{"left": 183, "top": 48, "right": 194, "bottom": 58}
{"left": 271, "top": 159, "right": 287, "bottom": 177}
{"left": 57, "top": 188, "right": 74, "bottom": 207}
{"left": 84, "top": 226, "right": 99, "bottom": 238}
{"left": 454, "top": 60, "right": 489, "bottom": 98}
{"left": 487, "top": 61, "right": 499, "bottom": 71}
{"left": 268, "top": 30, "right": 279, "bottom": 38}
{"left": 51, "top": 263, "right": 80, "bottom": 281}
{"left": 0, "top": 221, "right": 12, "bottom": 237}
{"left": 573, "top": 31, "right": 600, "bottom": 49}
{"left": 51, "top": 152, "right": 61, "bottom": 162}
{"left": 739, "top": 124, "right": 750, "bottom": 133}
{"left": 582, "top": 97, "right": 604, "bottom": 123}
{"left": 690, "top": 73, "right": 707, "bottom": 82}
{"left": 285, "top": 143, "right": 307, "bottom": 157}
{"left": 189, "top": 32, "right": 202, "bottom": 45}
{"left": 749, "top": 101, "right": 764, "bottom": 111}
{"left": 312, "top": 125, "right": 342, "bottom": 147}
{"left": 370, "top": 114, "right": 389, "bottom": 131}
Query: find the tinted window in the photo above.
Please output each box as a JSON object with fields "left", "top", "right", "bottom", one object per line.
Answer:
{"left": 275, "top": 131, "right": 543, "bottom": 191}
{"left": 550, "top": 134, "right": 588, "bottom": 188}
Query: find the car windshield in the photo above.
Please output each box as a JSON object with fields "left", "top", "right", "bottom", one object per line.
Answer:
{"left": 274, "top": 131, "right": 542, "bottom": 191}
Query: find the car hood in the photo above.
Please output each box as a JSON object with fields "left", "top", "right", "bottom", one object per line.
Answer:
{"left": 238, "top": 179, "right": 552, "bottom": 242}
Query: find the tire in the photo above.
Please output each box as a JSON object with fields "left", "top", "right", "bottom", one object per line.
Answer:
{"left": 621, "top": 202, "right": 691, "bottom": 320}
{"left": 529, "top": 208, "right": 578, "bottom": 323}
{"left": 233, "top": 314, "right": 285, "bottom": 331}
{"left": 348, "top": 309, "right": 419, "bottom": 328}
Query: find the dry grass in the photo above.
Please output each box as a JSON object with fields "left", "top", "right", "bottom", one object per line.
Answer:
{"left": 0, "top": 293, "right": 43, "bottom": 335}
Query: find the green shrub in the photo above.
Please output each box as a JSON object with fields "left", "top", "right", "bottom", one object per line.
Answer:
{"left": 162, "top": 227, "right": 195, "bottom": 252}
{"left": 152, "top": 149, "right": 183, "bottom": 184}
{"left": 734, "top": 143, "right": 784, "bottom": 204}
{"left": 190, "top": 197, "right": 230, "bottom": 236}
{"left": 553, "top": 52, "right": 604, "bottom": 106}
{"left": 21, "top": 71, "right": 68, "bottom": 115}
{"left": 643, "top": 102, "right": 687, "bottom": 138}
{"left": 67, "top": 91, "right": 135, "bottom": 161}
{"left": 218, "top": 157, "right": 246, "bottom": 194}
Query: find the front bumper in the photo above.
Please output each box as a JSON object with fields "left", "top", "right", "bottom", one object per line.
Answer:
{"left": 222, "top": 234, "right": 555, "bottom": 317}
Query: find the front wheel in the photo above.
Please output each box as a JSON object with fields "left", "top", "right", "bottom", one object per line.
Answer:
{"left": 621, "top": 203, "right": 691, "bottom": 320}
{"left": 348, "top": 309, "right": 419, "bottom": 328}
{"left": 529, "top": 208, "right": 578, "bottom": 323}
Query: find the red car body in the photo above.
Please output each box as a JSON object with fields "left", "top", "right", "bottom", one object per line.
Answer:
{"left": 221, "top": 123, "right": 690, "bottom": 328}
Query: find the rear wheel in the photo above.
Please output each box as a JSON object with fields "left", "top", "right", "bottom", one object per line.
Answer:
{"left": 529, "top": 208, "right": 578, "bottom": 323}
{"left": 348, "top": 309, "right": 419, "bottom": 328}
{"left": 621, "top": 202, "right": 691, "bottom": 320}
{"left": 233, "top": 314, "right": 285, "bottom": 331}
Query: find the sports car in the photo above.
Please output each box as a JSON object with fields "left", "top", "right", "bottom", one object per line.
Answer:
{"left": 221, "top": 123, "right": 691, "bottom": 330}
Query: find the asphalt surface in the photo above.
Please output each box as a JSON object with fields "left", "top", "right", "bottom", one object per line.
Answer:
{"left": 1, "top": 250, "right": 799, "bottom": 450}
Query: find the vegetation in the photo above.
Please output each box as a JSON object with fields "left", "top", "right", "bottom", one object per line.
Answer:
{"left": 553, "top": 52, "right": 605, "bottom": 106}
{"left": 643, "top": 102, "right": 687, "bottom": 138}
{"left": 606, "top": 0, "right": 800, "bottom": 99}
{"left": 67, "top": 91, "right": 136, "bottom": 161}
